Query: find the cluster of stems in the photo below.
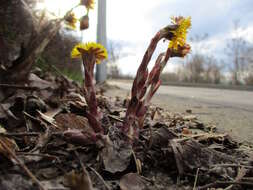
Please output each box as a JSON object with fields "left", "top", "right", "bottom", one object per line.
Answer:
{"left": 65, "top": 22, "right": 190, "bottom": 146}
{"left": 122, "top": 25, "right": 191, "bottom": 141}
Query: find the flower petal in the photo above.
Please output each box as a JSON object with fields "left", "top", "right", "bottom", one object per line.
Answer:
{"left": 71, "top": 42, "right": 108, "bottom": 64}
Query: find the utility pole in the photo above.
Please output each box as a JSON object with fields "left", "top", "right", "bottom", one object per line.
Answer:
{"left": 96, "top": 0, "right": 107, "bottom": 83}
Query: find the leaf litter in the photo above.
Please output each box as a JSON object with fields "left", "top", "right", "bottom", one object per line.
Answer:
{"left": 0, "top": 68, "right": 252, "bottom": 190}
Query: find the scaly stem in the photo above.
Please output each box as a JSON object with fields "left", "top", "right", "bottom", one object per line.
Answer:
{"left": 82, "top": 54, "right": 103, "bottom": 133}
{"left": 123, "top": 23, "right": 186, "bottom": 141}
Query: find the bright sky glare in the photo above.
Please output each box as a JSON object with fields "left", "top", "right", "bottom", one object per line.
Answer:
{"left": 37, "top": 0, "right": 83, "bottom": 17}
{"left": 38, "top": 0, "right": 253, "bottom": 75}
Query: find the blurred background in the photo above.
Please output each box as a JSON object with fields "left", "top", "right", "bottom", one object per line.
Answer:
{"left": 1, "top": 0, "right": 253, "bottom": 141}
{"left": 1, "top": 0, "right": 253, "bottom": 86}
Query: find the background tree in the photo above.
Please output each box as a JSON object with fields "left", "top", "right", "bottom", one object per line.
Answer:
{"left": 203, "top": 56, "right": 223, "bottom": 84}
{"left": 183, "top": 34, "right": 224, "bottom": 84}
{"left": 106, "top": 40, "right": 123, "bottom": 78}
{"left": 243, "top": 47, "right": 253, "bottom": 85}
{"left": 225, "top": 20, "right": 248, "bottom": 85}
{"left": 159, "top": 34, "right": 224, "bottom": 84}
{"left": 185, "top": 54, "right": 205, "bottom": 82}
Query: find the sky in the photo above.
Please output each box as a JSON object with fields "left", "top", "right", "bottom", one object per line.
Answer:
{"left": 39, "top": 0, "right": 253, "bottom": 75}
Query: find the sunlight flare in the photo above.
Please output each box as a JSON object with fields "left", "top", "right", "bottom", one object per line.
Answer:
{"left": 36, "top": 0, "right": 86, "bottom": 18}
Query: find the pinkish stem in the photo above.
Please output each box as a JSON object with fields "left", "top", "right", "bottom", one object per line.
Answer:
{"left": 122, "top": 24, "right": 186, "bottom": 141}
{"left": 82, "top": 54, "right": 104, "bottom": 133}
{"left": 123, "top": 30, "right": 168, "bottom": 140}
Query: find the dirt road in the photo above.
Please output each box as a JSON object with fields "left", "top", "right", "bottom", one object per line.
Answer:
{"left": 106, "top": 80, "right": 253, "bottom": 142}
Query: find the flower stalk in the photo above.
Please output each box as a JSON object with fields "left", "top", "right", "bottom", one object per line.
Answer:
{"left": 68, "top": 17, "right": 191, "bottom": 145}
{"left": 71, "top": 42, "right": 108, "bottom": 133}
{"left": 123, "top": 17, "right": 191, "bottom": 141}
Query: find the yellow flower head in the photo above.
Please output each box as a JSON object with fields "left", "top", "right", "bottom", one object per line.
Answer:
{"left": 65, "top": 12, "right": 78, "bottom": 29}
{"left": 80, "top": 0, "right": 95, "bottom": 10}
{"left": 169, "top": 16, "right": 191, "bottom": 50}
{"left": 71, "top": 42, "right": 108, "bottom": 64}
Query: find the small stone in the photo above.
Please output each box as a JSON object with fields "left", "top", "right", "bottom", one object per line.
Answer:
{"left": 186, "top": 109, "right": 192, "bottom": 114}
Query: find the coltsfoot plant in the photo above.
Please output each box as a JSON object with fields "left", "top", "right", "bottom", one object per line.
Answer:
{"left": 123, "top": 16, "right": 191, "bottom": 142}
{"left": 64, "top": 0, "right": 95, "bottom": 30}
{"left": 71, "top": 42, "right": 108, "bottom": 133}
{"left": 67, "top": 16, "right": 191, "bottom": 145}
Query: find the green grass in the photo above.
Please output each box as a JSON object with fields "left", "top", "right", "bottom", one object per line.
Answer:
{"left": 61, "top": 68, "right": 83, "bottom": 83}
{"left": 34, "top": 56, "right": 83, "bottom": 84}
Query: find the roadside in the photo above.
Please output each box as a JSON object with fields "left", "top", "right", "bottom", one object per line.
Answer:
{"left": 109, "top": 79, "right": 253, "bottom": 91}
{"left": 106, "top": 80, "right": 253, "bottom": 142}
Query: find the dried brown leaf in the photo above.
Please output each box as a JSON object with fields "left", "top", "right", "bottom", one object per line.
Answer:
{"left": 55, "top": 113, "right": 91, "bottom": 131}
{"left": 120, "top": 173, "right": 147, "bottom": 190}
{"left": 64, "top": 170, "right": 93, "bottom": 190}
{"left": 101, "top": 134, "right": 132, "bottom": 173}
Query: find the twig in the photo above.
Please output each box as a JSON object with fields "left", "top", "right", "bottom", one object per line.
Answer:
{"left": 89, "top": 166, "right": 111, "bottom": 190}
{"left": 227, "top": 166, "right": 248, "bottom": 189}
{"left": 0, "top": 138, "right": 46, "bottom": 190}
{"left": 224, "top": 184, "right": 233, "bottom": 190}
{"left": 242, "top": 177, "right": 253, "bottom": 181}
{"left": 0, "top": 104, "right": 19, "bottom": 120}
{"left": 0, "top": 132, "right": 62, "bottom": 137}
{"left": 108, "top": 114, "right": 123, "bottom": 122}
{"left": 193, "top": 168, "right": 199, "bottom": 190}
{"left": 148, "top": 125, "right": 154, "bottom": 149}
{"left": 23, "top": 111, "right": 41, "bottom": 122}
{"left": 16, "top": 152, "right": 61, "bottom": 163}
{"left": 198, "top": 181, "right": 253, "bottom": 190}
{"left": 132, "top": 150, "right": 142, "bottom": 174}
{"left": 176, "top": 134, "right": 207, "bottom": 142}
{"left": 74, "top": 150, "right": 85, "bottom": 169}
{"left": 0, "top": 84, "right": 39, "bottom": 90}
{"left": 74, "top": 151, "right": 94, "bottom": 190}
{"left": 211, "top": 163, "right": 253, "bottom": 169}
{"left": 0, "top": 132, "right": 40, "bottom": 137}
